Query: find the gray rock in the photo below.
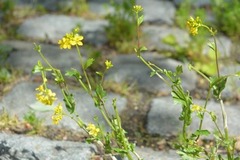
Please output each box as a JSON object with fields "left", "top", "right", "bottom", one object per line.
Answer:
{"left": 220, "top": 64, "right": 240, "bottom": 99}
{"left": 137, "top": 0, "right": 176, "bottom": 25}
{"left": 2, "top": 40, "right": 83, "bottom": 74}
{"left": 147, "top": 97, "right": 240, "bottom": 136}
{"left": 0, "top": 82, "right": 127, "bottom": 131}
{"left": 142, "top": 25, "right": 190, "bottom": 52}
{"left": 202, "top": 35, "right": 232, "bottom": 58}
{"left": 230, "top": 42, "right": 240, "bottom": 63}
{"left": 88, "top": 1, "right": 114, "bottom": 16}
{"left": 17, "top": 14, "right": 108, "bottom": 46}
{"left": 135, "top": 147, "right": 179, "bottom": 160}
{"left": 172, "top": 0, "right": 211, "bottom": 7}
{"left": 0, "top": 133, "right": 96, "bottom": 160}
{"left": 0, "top": 132, "right": 180, "bottom": 160}
{"left": 105, "top": 53, "right": 197, "bottom": 93}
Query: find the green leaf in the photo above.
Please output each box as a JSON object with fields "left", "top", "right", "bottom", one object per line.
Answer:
{"left": 52, "top": 70, "right": 64, "bottom": 84}
{"left": 137, "top": 15, "right": 144, "bottom": 26}
{"left": 208, "top": 42, "right": 215, "bottom": 51}
{"left": 139, "top": 46, "right": 147, "bottom": 52}
{"left": 176, "top": 65, "right": 183, "bottom": 75}
{"left": 29, "top": 102, "right": 54, "bottom": 112}
{"left": 33, "top": 43, "right": 41, "bottom": 52}
{"left": 84, "top": 58, "right": 94, "bottom": 70}
{"left": 96, "top": 84, "right": 107, "bottom": 99}
{"left": 150, "top": 71, "right": 156, "bottom": 77}
{"left": 32, "top": 61, "right": 44, "bottom": 73}
{"left": 210, "top": 76, "right": 228, "bottom": 98}
{"left": 209, "top": 111, "right": 217, "bottom": 122}
{"left": 193, "top": 129, "right": 211, "bottom": 136}
{"left": 63, "top": 91, "right": 75, "bottom": 114}
{"left": 65, "top": 68, "right": 81, "bottom": 79}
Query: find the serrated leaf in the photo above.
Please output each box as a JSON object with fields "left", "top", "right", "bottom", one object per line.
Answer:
{"left": 84, "top": 58, "right": 94, "bottom": 70}
{"left": 29, "top": 102, "right": 54, "bottom": 112}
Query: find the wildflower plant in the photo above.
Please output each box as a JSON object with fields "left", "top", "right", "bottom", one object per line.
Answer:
{"left": 134, "top": 5, "right": 240, "bottom": 159}
{"left": 32, "top": 28, "right": 142, "bottom": 159}
{"left": 105, "top": 0, "right": 137, "bottom": 53}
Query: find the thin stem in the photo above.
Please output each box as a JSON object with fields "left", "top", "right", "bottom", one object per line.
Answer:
{"left": 195, "top": 88, "right": 211, "bottom": 141}
{"left": 220, "top": 98, "right": 228, "bottom": 138}
{"left": 219, "top": 96, "right": 232, "bottom": 160}
{"left": 138, "top": 56, "right": 171, "bottom": 87}
{"left": 213, "top": 37, "right": 220, "bottom": 77}
{"left": 133, "top": 151, "right": 142, "bottom": 160}
{"left": 189, "top": 65, "right": 210, "bottom": 82}
{"left": 38, "top": 48, "right": 55, "bottom": 70}
{"left": 99, "top": 108, "right": 114, "bottom": 130}
{"left": 76, "top": 45, "right": 92, "bottom": 92}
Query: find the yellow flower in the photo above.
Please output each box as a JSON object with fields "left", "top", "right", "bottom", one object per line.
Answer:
{"left": 191, "top": 104, "right": 203, "bottom": 112}
{"left": 52, "top": 103, "right": 63, "bottom": 125}
{"left": 186, "top": 16, "right": 202, "bottom": 35}
{"left": 133, "top": 5, "right": 143, "bottom": 13}
{"left": 58, "top": 37, "right": 72, "bottom": 49}
{"left": 52, "top": 114, "right": 63, "bottom": 125}
{"left": 35, "top": 85, "right": 57, "bottom": 105}
{"left": 58, "top": 30, "right": 84, "bottom": 49}
{"left": 70, "top": 34, "right": 84, "bottom": 46}
{"left": 105, "top": 60, "right": 113, "bottom": 70}
{"left": 86, "top": 123, "right": 100, "bottom": 137}
{"left": 54, "top": 103, "right": 63, "bottom": 115}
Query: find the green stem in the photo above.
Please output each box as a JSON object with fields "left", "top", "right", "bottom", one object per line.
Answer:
{"left": 213, "top": 36, "right": 220, "bottom": 78}
{"left": 138, "top": 56, "right": 171, "bottom": 87}
{"left": 37, "top": 48, "right": 55, "bottom": 70}
{"left": 99, "top": 108, "right": 114, "bottom": 130}
{"left": 189, "top": 64, "right": 210, "bottom": 82}
{"left": 77, "top": 78, "right": 89, "bottom": 93}
{"left": 219, "top": 96, "right": 232, "bottom": 159}
{"left": 36, "top": 44, "right": 65, "bottom": 85}
{"left": 195, "top": 88, "right": 211, "bottom": 141}
{"left": 113, "top": 102, "right": 134, "bottom": 160}
{"left": 76, "top": 45, "right": 92, "bottom": 92}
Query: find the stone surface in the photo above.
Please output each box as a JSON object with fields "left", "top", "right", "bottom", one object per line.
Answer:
{"left": 17, "top": 15, "right": 108, "bottom": 46}
{"left": 142, "top": 25, "right": 190, "bottom": 52}
{"left": 2, "top": 40, "right": 83, "bottom": 74}
{"left": 135, "top": 147, "right": 179, "bottom": 160}
{"left": 0, "top": 132, "right": 180, "bottom": 160}
{"left": 138, "top": 0, "right": 176, "bottom": 25}
{"left": 0, "top": 133, "right": 96, "bottom": 160}
{"left": 1, "top": 0, "right": 240, "bottom": 159}
{"left": 147, "top": 97, "right": 240, "bottom": 136}
{"left": 220, "top": 64, "right": 240, "bottom": 99}
{"left": 0, "top": 82, "right": 127, "bottom": 131}
{"left": 106, "top": 53, "right": 197, "bottom": 93}
{"left": 172, "top": 0, "right": 211, "bottom": 7}
{"left": 202, "top": 35, "right": 233, "bottom": 57}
